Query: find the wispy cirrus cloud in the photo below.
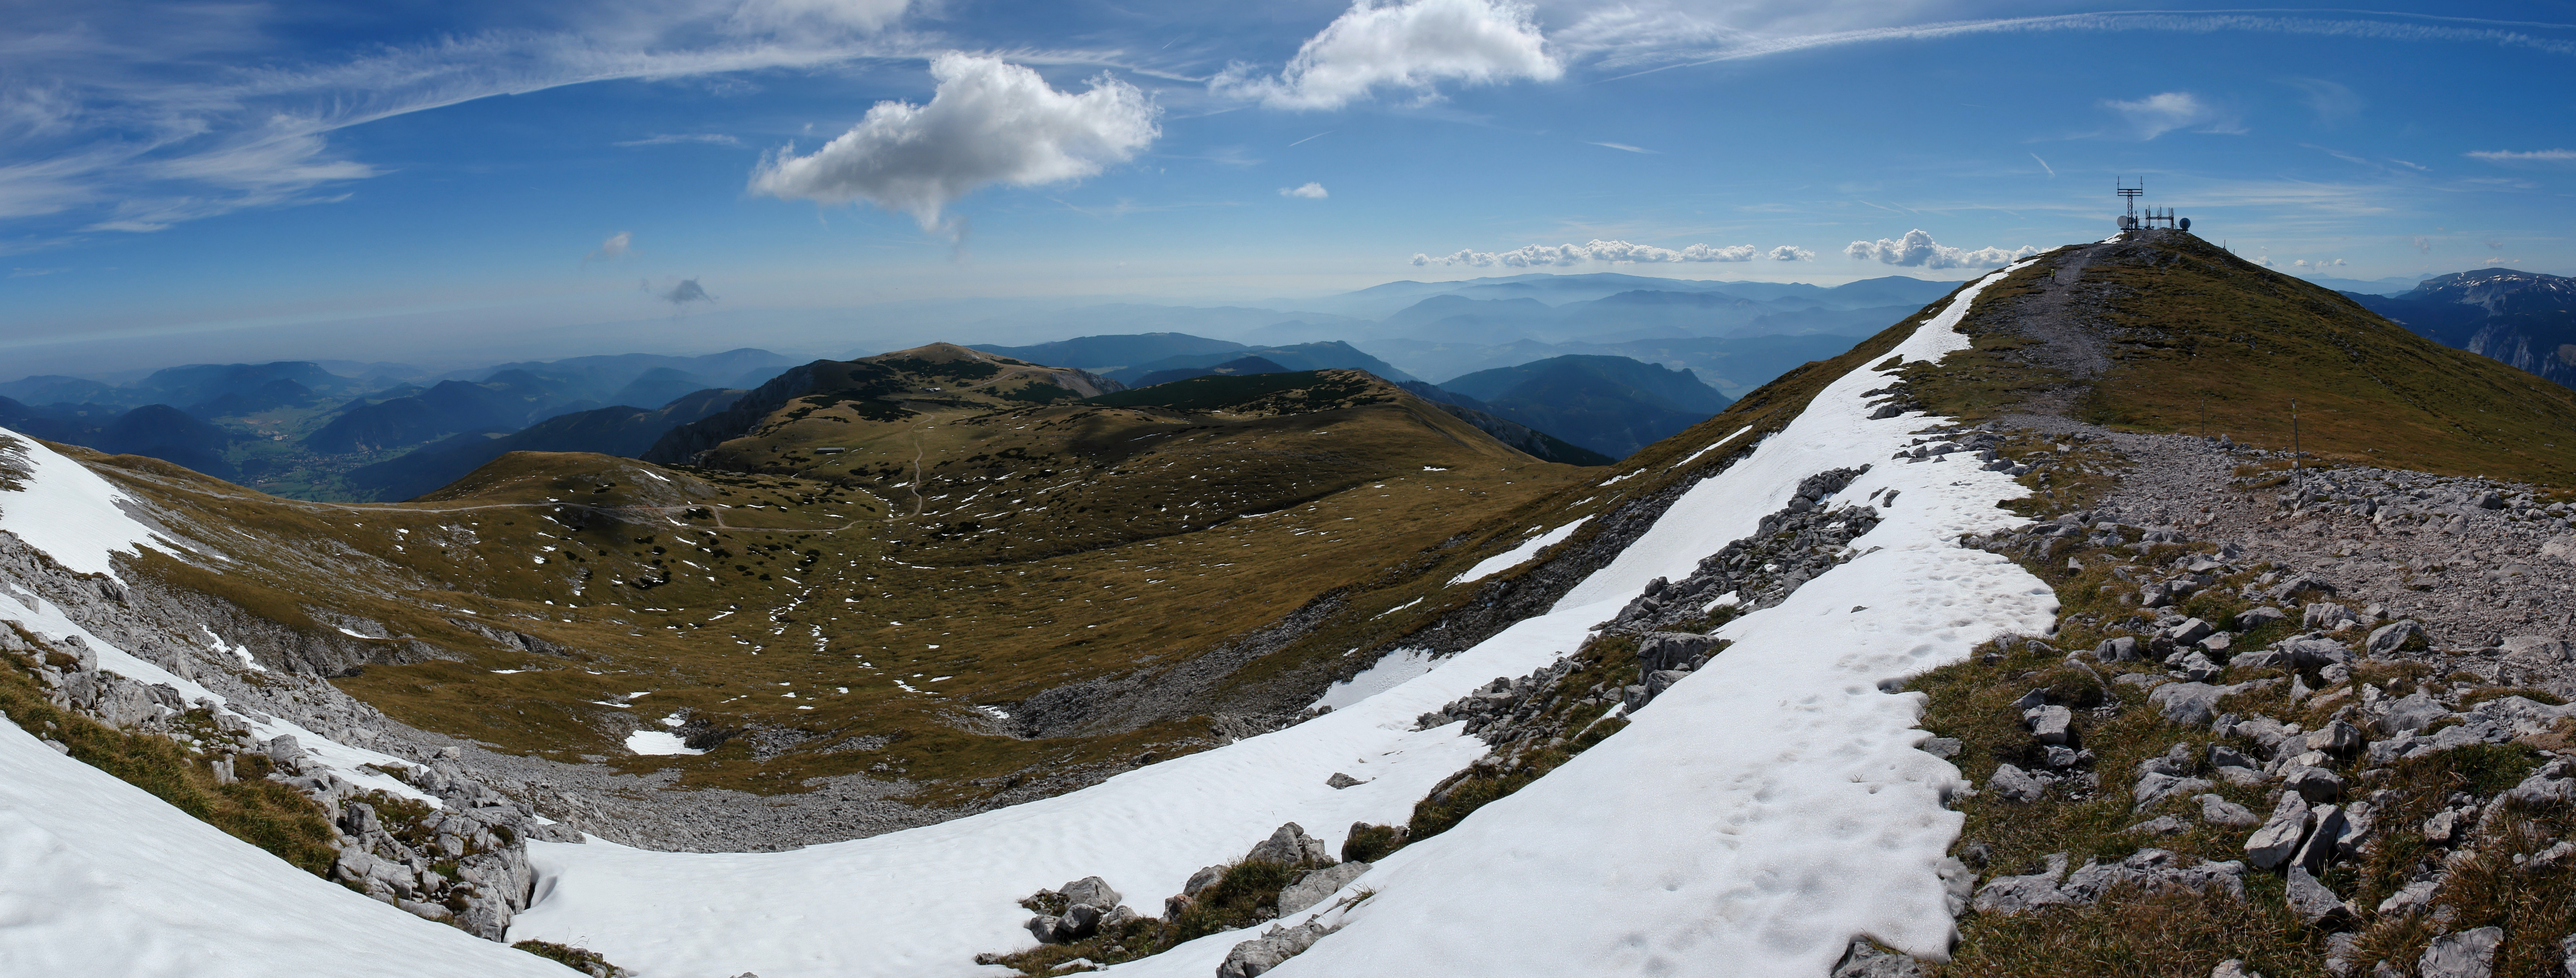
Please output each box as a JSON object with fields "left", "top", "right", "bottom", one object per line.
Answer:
{"left": 0, "top": 0, "right": 955, "bottom": 247}
{"left": 2466, "top": 148, "right": 2576, "bottom": 166}
{"left": 1556, "top": 9, "right": 2576, "bottom": 77}
{"left": 615, "top": 133, "right": 745, "bottom": 147}
{"left": 1413, "top": 238, "right": 1810, "bottom": 267}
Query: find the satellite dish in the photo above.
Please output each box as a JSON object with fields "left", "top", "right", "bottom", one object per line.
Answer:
{"left": 2179, "top": 217, "right": 2191, "bottom": 231}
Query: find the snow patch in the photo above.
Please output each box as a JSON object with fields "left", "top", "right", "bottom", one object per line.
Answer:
{"left": 0, "top": 719, "right": 571, "bottom": 977}
{"left": 625, "top": 731, "right": 705, "bottom": 756}
{"left": 1447, "top": 517, "right": 1590, "bottom": 586}
{"left": 1310, "top": 647, "right": 1439, "bottom": 712}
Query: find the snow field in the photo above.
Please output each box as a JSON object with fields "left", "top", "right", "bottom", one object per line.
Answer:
{"left": 1447, "top": 515, "right": 1592, "bottom": 586}
{"left": 0, "top": 430, "right": 178, "bottom": 581}
{"left": 0, "top": 705, "right": 570, "bottom": 977}
{"left": 1200, "top": 261, "right": 2056, "bottom": 977}
{"left": 513, "top": 263, "right": 2058, "bottom": 977}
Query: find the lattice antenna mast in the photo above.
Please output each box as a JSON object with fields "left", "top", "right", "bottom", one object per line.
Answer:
{"left": 2116, "top": 178, "right": 2144, "bottom": 225}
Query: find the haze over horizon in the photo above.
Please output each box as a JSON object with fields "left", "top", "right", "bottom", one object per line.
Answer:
{"left": 5, "top": 1, "right": 2572, "bottom": 376}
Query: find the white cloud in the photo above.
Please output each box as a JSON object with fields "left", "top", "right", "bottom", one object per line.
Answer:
{"left": 2282, "top": 77, "right": 2362, "bottom": 124}
{"left": 615, "top": 134, "right": 744, "bottom": 148}
{"left": 725, "top": 0, "right": 917, "bottom": 38}
{"left": 587, "top": 232, "right": 633, "bottom": 263}
{"left": 1412, "top": 238, "right": 1810, "bottom": 267}
{"left": 748, "top": 53, "right": 1162, "bottom": 234}
{"left": 1215, "top": 0, "right": 1563, "bottom": 110}
{"left": 1843, "top": 229, "right": 2036, "bottom": 269}
{"left": 1589, "top": 141, "right": 1652, "bottom": 153}
{"left": 2103, "top": 91, "right": 2241, "bottom": 139}
{"left": 2465, "top": 148, "right": 2576, "bottom": 166}
{"left": 1280, "top": 182, "right": 1329, "bottom": 199}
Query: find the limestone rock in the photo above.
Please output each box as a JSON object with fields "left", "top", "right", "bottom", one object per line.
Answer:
{"left": 2244, "top": 793, "right": 2312, "bottom": 870}
{"left": 1276, "top": 861, "right": 1369, "bottom": 915}
{"left": 2199, "top": 793, "right": 2259, "bottom": 827}
{"left": 2285, "top": 866, "right": 2351, "bottom": 925}
{"left": 1989, "top": 763, "right": 2045, "bottom": 804}
{"left": 1245, "top": 822, "right": 1332, "bottom": 866}
{"left": 1971, "top": 853, "right": 2069, "bottom": 915}
{"left": 2418, "top": 926, "right": 2502, "bottom": 978}
{"left": 1215, "top": 921, "right": 1332, "bottom": 978}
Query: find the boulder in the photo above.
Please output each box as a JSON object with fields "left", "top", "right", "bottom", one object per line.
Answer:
{"left": 2211, "top": 960, "right": 2264, "bottom": 978}
{"left": 2235, "top": 606, "right": 2288, "bottom": 631}
{"left": 1971, "top": 853, "right": 2070, "bottom": 915}
{"left": 1026, "top": 914, "right": 1065, "bottom": 944}
{"left": 1831, "top": 940, "right": 1926, "bottom": 978}
{"left": 2126, "top": 815, "right": 2188, "bottom": 836}
{"left": 2366, "top": 620, "right": 2425, "bottom": 656}
{"left": 2060, "top": 848, "right": 2245, "bottom": 903}
{"left": 2025, "top": 705, "right": 2074, "bottom": 745}
{"left": 2500, "top": 635, "right": 2571, "bottom": 665}
{"left": 1325, "top": 772, "right": 1363, "bottom": 789}
{"left": 2134, "top": 773, "right": 2213, "bottom": 812}
{"left": 2267, "top": 574, "right": 2337, "bottom": 601}
{"left": 2178, "top": 652, "right": 2222, "bottom": 683}
{"left": 2283, "top": 766, "right": 2346, "bottom": 804}
{"left": 1989, "top": 763, "right": 2046, "bottom": 804}
{"left": 1216, "top": 922, "right": 1332, "bottom": 978}
{"left": 2305, "top": 720, "right": 2363, "bottom": 756}
{"left": 2284, "top": 866, "right": 2351, "bottom": 925}
{"left": 2276, "top": 636, "right": 2353, "bottom": 668}
{"left": 1636, "top": 632, "right": 1721, "bottom": 673}
{"left": 1061, "top": 876, "right": 1121, "bottom": 912}
{"left": 2417, "top": 926, "right": 2502, "bottom": 978}
{"left": 2291, "top": 805, "right": 2347, "bottom": 874}
{"left": 2199, "top": 794, "right": 2259, "bottom": 827}
{"left": 2303, "top": 602, "right": 2355, "bottom": 631}
{"left": 2244, "top": 793, "right": 2313, "bottom": 870}
{"left": 2167, "top": 618, "right": 2215, "bottom": 646}
{"left": 2149, "top": 681, "right": 2259, "bottom": 727}
{"left": 1276, "top": 861, "right": 1370, "bottom": 915}
{"left": 2541, "top": 533, "right": 2576, "bottom": 564}
{"left": 2376, "top": 691, "right": 2449, "bottom": 735}
{"left": 1245, "top": 823, "right": 1332, "bottom": 866}
{"left": 2094, "top": 636, "right": 2139, "bottom": 662}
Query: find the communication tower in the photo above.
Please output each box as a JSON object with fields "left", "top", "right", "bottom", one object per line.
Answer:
{"left": 2114, "top": 178, "right": 2186, "bottom": 232}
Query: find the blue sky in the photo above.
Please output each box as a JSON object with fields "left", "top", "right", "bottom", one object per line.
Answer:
{"left": 4, "top": 1, "right": 2572, "bottom": 374}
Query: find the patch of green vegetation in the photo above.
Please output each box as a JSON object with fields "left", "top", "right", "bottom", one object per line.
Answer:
{"left": 991, "top": 859, "right": 1317, "bottom": 975}
{"left": 512, "top": 939, "right": 624, "bottom": 976}
{"left": 998, "top": 381, "right": 1080, "bottom": 404}
{"left": 1086, "top": 370, "right": 1389, "bottom": 414}
{"left": 1340, "top": 822, "right": 1407, "bottom": 863}
{"left": 0, "top": 643, "right": 338, "bottom": 876}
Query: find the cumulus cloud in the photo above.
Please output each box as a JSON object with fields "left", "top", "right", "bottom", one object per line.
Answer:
{"left": 2465, "top": 148, "right": 2576, "bottom": 166}
{"left": 586, "top": 231, "right": 633, "bottom": 264}
{"left": 2291, "top": 258, "right": 2347, "bottom": 269}
{"left": 1412, "top": 238, "right": 1811, "bottom": 267}
{"left": 2103, "top": 91, "right": 2240, "bottom": 139}
{"left": 1215, "top": 0, "right": 1563, "bottom": 110}
{"left": 748, "top": 53, "right": 1161, "bottom": 235}
{"left": 1844, "top": 229, "right": 2037, "bottom": 269}
{"left": 648, "top": 277, "right": 713, "bottom": 307}
{"left": 1280, "top": 182, "right": 1328, "bottom": 199}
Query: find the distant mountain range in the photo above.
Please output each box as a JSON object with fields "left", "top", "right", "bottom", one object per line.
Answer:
{"left": 1434, "top": 355, "right": 1735, "bottom": 460}
{"left": 2346, "top": 269, "right": 2576, "bottom": 391}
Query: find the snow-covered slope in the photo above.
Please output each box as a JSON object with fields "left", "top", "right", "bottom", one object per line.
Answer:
{"left": 0, "top": 432, "right": 177, "bottom": 581}
{"left": 0, "top": 430, "right": 433, "bottom": 803}
{"left": 0, "top": 712, "right": 571, "bottom": 977}
{"left": 506, "top": 263, "right": 2057, "bottom": 977}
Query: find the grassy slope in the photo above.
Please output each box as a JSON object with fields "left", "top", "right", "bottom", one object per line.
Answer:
{"left": 62, "top": 368, "right": 1591, "bottom": 801}
{"left": 1922, "top": 233, "right": 2576, "bottom": 489}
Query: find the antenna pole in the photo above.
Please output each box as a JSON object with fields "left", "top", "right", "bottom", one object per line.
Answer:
{"left": 2291, "top": 398, "right": 2300, "bottom": 469}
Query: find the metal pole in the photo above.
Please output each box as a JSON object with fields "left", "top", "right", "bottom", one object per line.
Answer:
{"left": 2291, "top": 399, "right": 2299, "bottom": 469}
